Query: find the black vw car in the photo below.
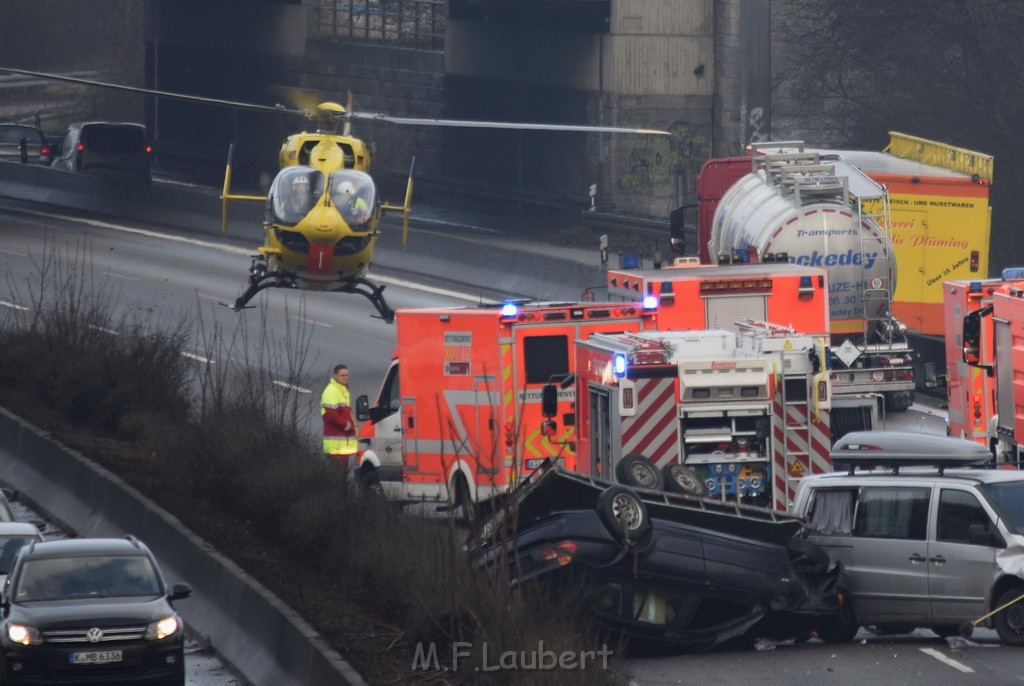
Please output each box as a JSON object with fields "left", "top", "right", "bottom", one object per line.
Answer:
{"left": 472, "top": 462, "right": 850, "bottom": 652}
{"left": 0, "top": 537, "right": 191, "bottom": 685}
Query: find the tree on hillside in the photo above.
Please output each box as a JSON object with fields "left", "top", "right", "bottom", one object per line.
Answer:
{"left": 772, "top": 0, "right": 1024, "bottom": 269}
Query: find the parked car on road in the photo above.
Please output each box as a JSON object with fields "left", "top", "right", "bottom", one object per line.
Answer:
{"left": 0, "top": 124, "right": 52, "bottom": 165}
{"left": 792, "top": 431, "right": 1024, "bottom": 645}
{"left": 0, "top": 536, "right": 191, "bottom": 685}
{"left": 471, "top": 461, "right": 848, "bottom": 652}
{"left": 50, "top": 121, "right": 151, "bottom": 182}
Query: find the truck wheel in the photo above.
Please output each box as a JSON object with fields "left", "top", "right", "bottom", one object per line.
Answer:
{"left": 993, "top": 588, "right": 1024, "bottom": 646}
{"left": 662, "top": 464, "right": 707, "bottom": 496}
{"left": 615, "top": 454, "right": 663, "bottom": 491}
{"left": 886, "top": 390, "right": 914, "bottom": 412}
{"left": 596, "top": 485, "right": 650, "bottom": 543}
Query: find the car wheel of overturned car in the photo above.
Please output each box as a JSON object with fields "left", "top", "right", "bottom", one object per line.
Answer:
{"left": 993, "top": 588, "right": 1024, "bottom": 646}
{"left": 615, "top": 454, "right": 664, "bottom": 491}
{"left": 596, "top": 485, "right": 651, "bottom": 543}
{"left": 662, "top": 463, "right": 708, "bottom": 497}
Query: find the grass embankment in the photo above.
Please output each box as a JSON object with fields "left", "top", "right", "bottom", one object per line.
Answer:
{"left": 0, "top": 240, "right": 626, "bottom": 685}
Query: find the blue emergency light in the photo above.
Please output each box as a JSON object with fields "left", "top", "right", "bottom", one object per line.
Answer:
{"left": 613, "top": 353, "right": 627, "bottom": 377}
{"left": 643, "top": 294, "right": 659, "bottom": 310}
{"left": 1002, "top": 268, "right": 1024, "bottom": 280}
{"left": 500, "top": 302, "right": 518, "bottom": 317}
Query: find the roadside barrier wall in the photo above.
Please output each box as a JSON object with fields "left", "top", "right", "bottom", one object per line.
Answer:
{"left": 0, "top": 406, "right": 365, "bottom": 686}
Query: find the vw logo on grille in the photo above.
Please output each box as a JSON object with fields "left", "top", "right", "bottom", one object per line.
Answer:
{"left": 86, "top": 627, "right": 104, "bottom": 643}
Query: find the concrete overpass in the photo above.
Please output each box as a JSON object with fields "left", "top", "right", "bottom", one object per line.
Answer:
{"left": 143, "top": 0, "right": 769, "bottom": 218}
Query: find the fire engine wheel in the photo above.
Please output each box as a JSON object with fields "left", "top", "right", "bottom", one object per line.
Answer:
{"left": 615, "top": 454, "right": 664, "bottom": 491}
{"left": 596, "top": 485, "right": 651, "bottom": 543}
{"left": 661, "top": 464, "right": 707, "bottom": 497}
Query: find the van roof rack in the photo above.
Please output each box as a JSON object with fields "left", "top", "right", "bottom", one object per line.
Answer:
{"left": 830, "top": 431, "right": 993, "bottom": 475}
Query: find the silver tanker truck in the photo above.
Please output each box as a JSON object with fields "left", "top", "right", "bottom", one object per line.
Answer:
{"left": 699, "top": 150, "right": 915, "bottom": 412}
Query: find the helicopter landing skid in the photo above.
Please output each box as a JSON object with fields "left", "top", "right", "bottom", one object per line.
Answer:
{"left": 229, "top": 271, "right": 394, "bottom": 323}
{"left": 333, "top": 277, "right": 395, "bottom": 324}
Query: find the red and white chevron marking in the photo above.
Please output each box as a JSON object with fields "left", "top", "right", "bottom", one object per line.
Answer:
{"left": 620, "top": 378, "right": 679, "bottom": 466}
{"left": 771, "top": 394, "right": 831, "bottom": 510}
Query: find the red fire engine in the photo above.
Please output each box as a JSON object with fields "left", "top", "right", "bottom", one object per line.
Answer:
{"left": 559, "top": 322, "right": 832, "bottom": 510}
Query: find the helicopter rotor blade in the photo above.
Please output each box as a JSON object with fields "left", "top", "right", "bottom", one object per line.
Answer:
{"left": 0, "top": 67, "right": 310, "bottom": 118}
{"left": 345, "top": 111, "right": 671, "bottom": 136}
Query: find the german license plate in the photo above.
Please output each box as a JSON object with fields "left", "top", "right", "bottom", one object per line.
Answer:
{"left": 69, "top": 650, "right": 123, "bottom": 665}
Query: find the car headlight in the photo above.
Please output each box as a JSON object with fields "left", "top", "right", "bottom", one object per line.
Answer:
{"left": 145, "top": 615, "right": 180, "bottom": 641}
{"left": 7, "top": 623, "right": 42, "bottom": 646}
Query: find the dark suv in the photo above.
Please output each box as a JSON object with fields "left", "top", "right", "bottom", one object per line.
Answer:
{"left": 0, "top": 537, "right": 191, "bottom": 685}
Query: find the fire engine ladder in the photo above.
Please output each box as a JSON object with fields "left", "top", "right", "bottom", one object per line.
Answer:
{"left": 775, "top": 348, "right": 813, "bottom": 509}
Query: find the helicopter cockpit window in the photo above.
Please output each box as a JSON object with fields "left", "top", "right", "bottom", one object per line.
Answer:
{"left": 271, "top": 168, "right": 323, "bottom": 226}
{"left": 330, "top": 170, "right": 375, "bottom": 226}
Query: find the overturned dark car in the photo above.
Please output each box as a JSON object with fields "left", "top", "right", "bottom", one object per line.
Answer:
{"left": 471, "top": 462, "right": 855, "bottom": 652}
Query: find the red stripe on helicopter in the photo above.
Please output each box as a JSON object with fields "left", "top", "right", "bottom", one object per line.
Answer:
{"left": 307, "top": 243, "right": 336, "bottom": 275}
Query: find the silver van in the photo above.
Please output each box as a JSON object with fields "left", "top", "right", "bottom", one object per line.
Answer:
{"left": 791, "top": 430, "right": 1024, "bottom": 644}
{"left": 51, "top": 121, "right": 151, "bottom": 182}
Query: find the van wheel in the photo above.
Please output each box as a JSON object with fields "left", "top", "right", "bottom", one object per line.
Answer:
{"left": 358, "top": 469, "right": 385, "bottom": 500}
{"left": 993, "top": 588, "right": 1024, "bottom": 646}
{"left": 455, "top": 475, "right": 478, "bottom": 525}
{"left": 615, "top": 454, "right": 663, "bottom": 491}
{"left": 596, "top": 485, "right": 650, "bottom": 543}
{"left": 662, "top": 464, "right": 707, "bottom": 496}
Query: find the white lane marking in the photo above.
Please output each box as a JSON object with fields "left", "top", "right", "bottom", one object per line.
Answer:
{"left": 181, "top": 352, "right": 213, "bottom": 364}
{"left": 87, "top": 324, "right": 120, "bottom": 335}
{"left": 0, "top": 300, "right": 28, "bottom": 311}
{"left": 272, "top": 380, "right": 312, "bottom": 394}
{"left": 919, "top": 647, "right": 975, "bottom": 673}
{"left": 20, "top": 208, "right": 481, "bottom": 302}
{"left": 0, "top": 249, "right": 28, "bottom": 257}
{"left": 299, "top": 317, "right": 332, "bottom": 328}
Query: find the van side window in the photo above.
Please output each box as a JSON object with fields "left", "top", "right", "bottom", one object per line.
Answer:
{"left": 808, "top": 489, "right": 856, "bottom": 535}
{"left": 854, "top": 487, "right": 929, "bottom": 540}
{"left": 937, "top": 489, "right": 992, "bottom": 543}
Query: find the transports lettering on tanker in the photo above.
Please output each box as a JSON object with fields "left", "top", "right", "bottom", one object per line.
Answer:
{"left": 795, "top": 228, "right": 858, "bottom": 237}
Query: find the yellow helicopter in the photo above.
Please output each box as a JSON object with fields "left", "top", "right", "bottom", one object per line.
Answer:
{"left": 0, "top": 67, "right": 670, "bottom": 322}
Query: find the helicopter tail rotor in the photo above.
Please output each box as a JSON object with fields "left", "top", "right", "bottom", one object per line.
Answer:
{"left": 381, "top": 157, "right": 416, "bottom": 248}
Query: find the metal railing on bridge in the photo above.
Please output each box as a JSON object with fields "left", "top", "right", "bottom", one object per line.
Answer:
{"left": 314, "top": 0, "right": 446, "bottom": 51}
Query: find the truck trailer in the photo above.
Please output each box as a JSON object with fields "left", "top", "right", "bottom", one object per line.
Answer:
{"left": 668, "top": 146, "right": 915, "bottom": 411}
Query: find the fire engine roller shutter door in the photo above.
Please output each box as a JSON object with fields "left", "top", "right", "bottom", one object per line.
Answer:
{"left": 704, "top": 294, "right": 767, "bottom": 333}
{"left": 996, "top": 320, "right": 1014, "bottom": 436}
